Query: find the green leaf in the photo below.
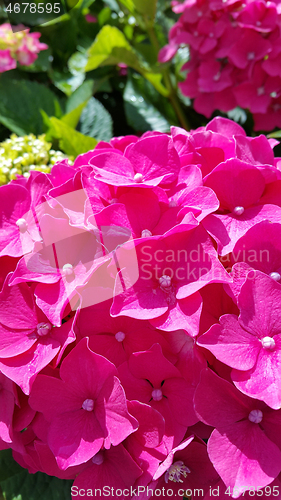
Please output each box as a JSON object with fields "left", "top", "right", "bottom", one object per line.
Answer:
{"left": 41, "top": 12, "right": 70, "bottom": 27}
{"left": 0, "top": 468, "right": 72, "bottom": 500}
{"left": 79, "top": 97, "right": 113, "bottom": 141}
{"left": 143, "top": 72, "right": 169, "bottom": 96}
{"left": 51, "top": 70, "right": 85, "bottom": 96}
{"left": 0, "top": 450, "right": 22, "bottom": 482}
{"left": 85, "top": 25, "right": 168, "bottom": 96}
{"left": 41, "top": 18, "right": 78, "bottom": 61}
{"left": 104, "top": 0, "right": 120, "bottom": 11}
{"left": 46, "top": 117, "right": 98, "bottom": 156}
{"left": 124, "top": 75, "right": 174, "bottom": 132}
{"left": 0, "top": 77, "right": 60, "bottom": 135}
{"left": 66, "top": 79, "right": 94, "bottom": 112}
{"left": 132, "top": 0, "right": 157, "bottom": 19}
{"left": 227, "top": 107, "right": 247, "bottom": 125}
{"left": 62, "top": 101, "right": 88, "bottom": 128}
{"left": 119, "top": 0, "right": 157, "bottom": 17}
{"left": 268, "top": 130, "right": 281, "bottom": 138}
{"left": 118, "top": 0, "right": 135, "bottom": 12}
{"left": 68, "top": 51, "right": 88, "bottom": 76}
{"left": 98, "top": 6, "right": 112, "bottom": 25}
{"left": 85, "top": 25, "right": 142, "bottom": 72}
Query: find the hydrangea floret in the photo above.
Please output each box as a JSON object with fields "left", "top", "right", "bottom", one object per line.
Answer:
{"left": 1, "top": 117, "right": 281, "bottom": 499}
{"left": 0, "top": 23, "right": 48, "bottom": 72}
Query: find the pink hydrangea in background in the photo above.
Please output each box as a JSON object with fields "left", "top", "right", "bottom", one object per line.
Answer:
{"left": 159, "top": 0, "right": 281, "bottom": 130}
{"left": 0, "top": 23, "right": 48, "bottom": 72}
{"left": 1, "top": 117, "right": 281, "bottom": 498}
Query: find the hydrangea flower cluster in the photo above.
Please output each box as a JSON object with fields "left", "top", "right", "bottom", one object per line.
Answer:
{"left": 0, "top": 23, "right": 47, "bottom": 72}
{"left": 2, "top": 117, "right": 281, "bottom": 499}
{"left": 159, "top": 0, "right": 281, "bottom": 131}
{"left": 0, "top": 134, "right": 69, "bottom": 186}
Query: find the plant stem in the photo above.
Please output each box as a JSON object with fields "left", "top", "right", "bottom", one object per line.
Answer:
{"left": 146, "top": 24, "right": 190, "bottom": 131}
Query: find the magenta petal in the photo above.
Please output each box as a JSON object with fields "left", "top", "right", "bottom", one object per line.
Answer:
{"left": 29, "top": 375, "right": 83, "bottom": 420}
{"left": 60, "top": 337, "right": 117, "bottom": 396}
{"left": 238, "top": 271, "right": 281, "bottom": 338}
{"left": 204, "top": 159, "right": 265, "bottom": 211}
{"left": 125, "top": 135, "right": 180, "bottom": 184}
{"left": 91, "top": 153, "right": 137, "bottom": 186}
{"left": 111, "top": 269, "right": 169, "bottom": 320}
{"left": 194, "top": 368, "right": 251, "bottom": 427}
{"left": 48, "top": 410, "right": 104, "bottom": 469}
{"left": 0, "top": 323, "right": 36, "bottom": 358}
{"left": 208, "top": 422, "right": 281, "bottom": 497}
{"left": 163, "top": 377, "right": 198, "bottom": 426}
{"left": 0, "top": 337, "right": 60, "bottom": 394}
{"left": 127, "top": 400, "right": 165, "bottom": 449}
{"left": 198, "top": 314, "right": 260, "bottom": 370}
{"left": 0, "top": 385, "right": 14, "bottom": 443}
{"left": 150, "top": 293, "right": 202, "bottom": 335}
{"left": 96, "top": 376, "right": 138, "bottom": 446}
{"left": 232, "top": 334, "right": 281, "bottom": 409}
{"left": 203, "top": 204, "right": 281, "bottom": 256}
{"left": 128, "top": 344, "right": 180, "bottom": 385}
{"left": 35, "top": 281, "right": 68, "bottom": 327}
{"left": 72, "top": 444, "right": 142, "bottom": 496}
{"left": 0, "top": 278, "right": 37, "bottom": 330}
{"left": 0, "top": 184, "right": 34, "bottom": 258}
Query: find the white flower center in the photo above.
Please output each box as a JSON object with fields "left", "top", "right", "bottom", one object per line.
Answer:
{"left": 169, "top": 200, "right": 178, "bottom": 208}
{"left": 92, "top": 452, "right": 104, "bottom": 465}
{"left": 233, "top": 206, "right": 245, "bottom": 216}
{"left": 133, "top": 173, "right": 143, "bottom": 183}
{"left": 247, "top": 52, "right": 255, "bottom": 60}
{"left": 141, "top": 229, "right": 152, "bottom": 238}
{"left": 248, "top": 409, "right": 263, "bottom": 424}
{"left": 269, "top": 272, "right": 281, "bottom": 281}
{"left": 271, "top": 92, "right": 278, "bottom": 98}
{"left": 257, "top": 86, "right": 265, "bottom": 96}
{"left": 36, "top": 322, "right": 52, "bottom": 337}
{"left": 213, "top": 72, "right": 221, "bottom": 81}
{"left": 165, "top": 461, "right": 191, "bottom": 483}
{"left": 16, "top": 218, "right": 28, "bottom": 233}
{"left": 82, "top": 399, "right": 94, "bottom": 411}
{"left": 115, "top": 331, "right": 126, "bottom": 342}
{"left": 110, "top": 198, "right": 118, "bottom": 204}
{"left": 62, "top": 263, "right": 74, "bottom": 276}
{"left": 159, "top": 275, "right": 172, "bottom": 289}
{"left": 261, "top": 336, "right": 275, "bottom": 350}
{"left": 151, "top": 389, "right": 163, "bottom": 401}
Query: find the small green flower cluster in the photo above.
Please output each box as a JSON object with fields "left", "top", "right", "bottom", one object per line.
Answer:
{"left": 0, "top": 133, "right": 68, "bottom": 185}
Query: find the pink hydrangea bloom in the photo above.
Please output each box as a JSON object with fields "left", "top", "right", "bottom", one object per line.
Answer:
{"left": 0, "top": 49, "right": 16, "bottom": 72}
{"left": 194, "top": 368, "right": 281, "bottom": 497}
{"left": 198, "top": 271, "right": 281, "bottom": 409}
{"left": 0, "top": 24, "right": 48, "bottom": 72}
{"left": 160, "top": 0, "right": 281, "bottom": 130}
{"left": 0, "top": 119, "right": 281, "bottom": 498}
{"left": 29, "top": 338, "right": 138, "bottom": 469}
